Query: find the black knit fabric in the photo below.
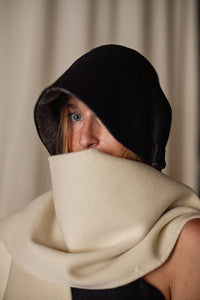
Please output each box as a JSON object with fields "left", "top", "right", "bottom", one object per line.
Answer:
{"left": 71, "top": 278, "right": 165, "bottom": 299}
{"left": 34, "top": 44, "right": 172, "bottom": 170}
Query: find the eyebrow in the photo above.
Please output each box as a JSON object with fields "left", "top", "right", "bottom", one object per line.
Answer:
{"left": 67, "top": 103, "right": 78, "bottom": 109}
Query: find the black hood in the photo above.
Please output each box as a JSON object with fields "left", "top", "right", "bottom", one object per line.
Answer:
{"left": 34, "top": 44, "right": 172, "bottom": 170}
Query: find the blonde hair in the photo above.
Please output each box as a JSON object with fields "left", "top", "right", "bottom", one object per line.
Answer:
{"left": 56, "top": 102, "right": 69, "bottom": 154}
{"left": 56, "top": 103, "right": 144, "bottom": 163}
{"left": 123, "top": 149, "right": 144, "bottom": 162}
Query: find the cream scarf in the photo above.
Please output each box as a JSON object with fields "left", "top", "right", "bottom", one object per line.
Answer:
{"left": 1, "top": 149, "right": 200, "bottom": 291}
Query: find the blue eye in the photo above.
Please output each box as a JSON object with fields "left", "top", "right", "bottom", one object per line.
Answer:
{"left": 70, "top": 113, "right": 82, "bottom": 122}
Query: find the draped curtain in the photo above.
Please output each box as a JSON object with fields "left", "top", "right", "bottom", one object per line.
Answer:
{"left": 0, "top": 0, "right": 199, "bottom": 219}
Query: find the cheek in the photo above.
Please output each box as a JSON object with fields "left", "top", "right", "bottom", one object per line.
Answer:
{"left": 68, "top": 130, "right": 81, "bottom": 152}
{"left": 67, "top": 120, "right": 85, "bottom": 152}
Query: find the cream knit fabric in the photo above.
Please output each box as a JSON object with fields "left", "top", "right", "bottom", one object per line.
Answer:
{"left": 0, "top": 149, "right": 200, "bottom": 297}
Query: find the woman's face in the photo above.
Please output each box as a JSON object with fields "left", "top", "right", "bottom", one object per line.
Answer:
{"left": 67, "top": 96, "right": 128, "bottom": 157}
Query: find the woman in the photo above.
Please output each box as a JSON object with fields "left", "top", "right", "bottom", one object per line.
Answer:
{"left": 1, "top": 44, "right": 200, "bottom": 300}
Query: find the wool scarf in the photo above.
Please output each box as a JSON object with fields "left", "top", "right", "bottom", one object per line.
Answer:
{"left": 1, "top": 149, "right": 200, "bottom": 295}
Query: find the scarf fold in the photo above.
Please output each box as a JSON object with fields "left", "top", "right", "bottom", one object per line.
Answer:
{"left": 1, "top": 149, "right": 200, "bottom": 289}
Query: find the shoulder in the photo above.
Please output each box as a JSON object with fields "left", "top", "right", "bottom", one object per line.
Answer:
{"left": 178, "top": 218, "right": 200, "bottom": 245}
{"left": 173, "top": 218, "right": 200, "bottom": 258}
{"left": 169, "top": 218, "right": 200, "bottom": 299}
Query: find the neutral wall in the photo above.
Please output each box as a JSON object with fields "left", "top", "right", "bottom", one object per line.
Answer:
{"left": 0, "top": 0, "right": 199, "bottom": 219}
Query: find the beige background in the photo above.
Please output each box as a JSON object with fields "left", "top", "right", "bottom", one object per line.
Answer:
{"left": 0, "top": 0, "right": 199, "bottom": 220}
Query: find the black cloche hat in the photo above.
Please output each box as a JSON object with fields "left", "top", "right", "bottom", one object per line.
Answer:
{"left": 34, "top": 44, "right": 172, "bottom": 170}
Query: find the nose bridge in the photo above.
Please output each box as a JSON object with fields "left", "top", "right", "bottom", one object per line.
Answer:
{"left": 83, "top": 112, "right": 97, "bottom": 130}
{"left": 79, "top": 113, "right": 99, "bottom": 148}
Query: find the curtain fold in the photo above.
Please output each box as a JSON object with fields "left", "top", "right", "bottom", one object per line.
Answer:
{"left": 0, "top": 0, "right": 199, "bottom": 219}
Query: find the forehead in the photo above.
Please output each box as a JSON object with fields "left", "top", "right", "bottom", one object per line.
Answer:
{"left": 68, "top": 96, "right": 92, "bottom": 111}
{"left": 68, "top": 95, "right": 80, "bottom": 104}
